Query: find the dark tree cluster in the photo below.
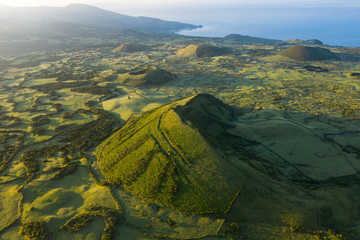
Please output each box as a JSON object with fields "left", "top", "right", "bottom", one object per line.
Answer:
{"left": 50, "top": 162, "right": 77, "bottom": 180}
{"left": 61, "top": 118, "right": 117, "bottom": 151}
{"left": 70, "top": 86, "right": 111, "bottom": 95}
{"left": 31, "top": 115, "right": 50, "bottom": 128}
{"left": 60, "top": 205, "right": 118, "bottom": 240}
{"left": 19, "top": 221, "right": 50, "bottom": 240}
{"left": 303, "top": 65, "right": 329, "bottom": 72}
{"left": 54, "top": 124, "right": 76, "bottom": 133}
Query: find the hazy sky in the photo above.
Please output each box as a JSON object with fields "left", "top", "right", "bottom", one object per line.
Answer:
{"left": 1, "top": 0, "right": 359, "bottom": 21}
{"left": 1, "top": 0, "right": 359, "bottom": 46}
{"left": 1, "top": 0, "right": 359, "bottom": 8}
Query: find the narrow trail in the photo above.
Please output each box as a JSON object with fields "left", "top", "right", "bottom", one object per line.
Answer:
{"left": 134, "top": 89, "right": 151, "bottom": 101}
{"left": 324, "top": 131, "right": 360, "bottom": 136}
{"left": 235, "top": 118, "right": 316, "bottom": 132}
{"left": 234, "top": 117, "right": 359, "bottom": 177}
{"left": 155, "top": 111, "right": 229, "bottom": 206}
{"left": 330, "top": 142, "right": 358, "bottom": 172}
{"left": 236, "top": 118, "right": 360, "bottom": 137}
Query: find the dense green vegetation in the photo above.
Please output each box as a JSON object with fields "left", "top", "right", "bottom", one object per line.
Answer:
{"left": 70, "top": 86, "right": 112, "bottom": 95}
{"left": 49, "top": 162, "right": 77, "bottom": 180}
{"left": 303, "top": 65, "right": 329, "bottom": 72}
{"left": 19, "top": 221, "right": 50, "bottom": 240}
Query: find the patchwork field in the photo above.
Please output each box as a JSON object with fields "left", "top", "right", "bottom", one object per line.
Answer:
{"left": 0, "top": 35, "right": 359, "bottom": 240}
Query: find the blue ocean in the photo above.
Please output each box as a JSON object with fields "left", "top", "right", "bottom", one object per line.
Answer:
{"left": 173, "top": 7, "right": 360, "bottom": 47}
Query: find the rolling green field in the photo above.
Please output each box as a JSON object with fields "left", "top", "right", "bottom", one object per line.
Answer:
{"left": 0, "top": 35, "right": 359, "bottom": 240}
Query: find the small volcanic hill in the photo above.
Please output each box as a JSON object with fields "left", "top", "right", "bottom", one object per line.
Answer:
{"left": 96, "top": 94, "right": 243, "bottom": 213}
{"left": 116, "top": 66, "right": 175, "bottom": 87}
{"left": 279, "top": 45, "right": 338, "bottom": 61}
{"left": 113, "top": 43, "right": 150, "bottom": 53}
{"left": 176, "top": 44, "right": 232, "bottom": 58}
{"left": 350, "top": 72, "right": 360, "bottom": 79}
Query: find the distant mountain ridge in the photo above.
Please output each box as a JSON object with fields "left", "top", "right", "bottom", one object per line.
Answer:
{"left": 0, "top": 3, "right": 199, "bottom": 39}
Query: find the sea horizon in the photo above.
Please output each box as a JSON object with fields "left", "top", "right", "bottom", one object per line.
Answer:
{"left": 174, "top": 6, "right": 360, "bottom": 47}
{"left": 1, "top": 3, "right": 359, "bottom": 47}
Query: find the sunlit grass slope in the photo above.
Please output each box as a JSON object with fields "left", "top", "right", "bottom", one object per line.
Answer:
{"left": 96, "top": 94, "right": 246, "bottom": 214}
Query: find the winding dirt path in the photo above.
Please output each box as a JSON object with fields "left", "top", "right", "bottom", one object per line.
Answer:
{"left": 233, "top": 118, "right": 360, "bottom": 177}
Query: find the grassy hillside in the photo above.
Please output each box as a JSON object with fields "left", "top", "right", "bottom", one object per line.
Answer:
{"left": 96, "top": 94, "right": 245, "bottom": 213}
